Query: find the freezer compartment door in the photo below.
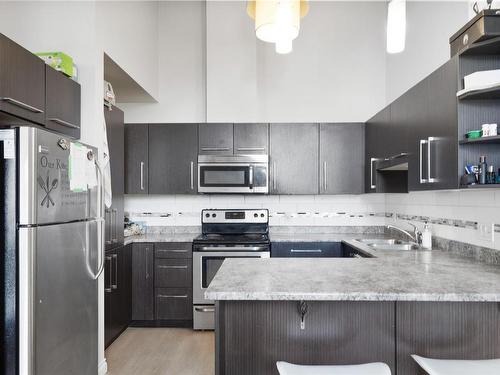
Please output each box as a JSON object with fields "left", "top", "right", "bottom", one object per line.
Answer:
{"left": 19, "top": 127, "right": 99, "bottom": 225}
{"left": 29, "top": 221, "right": 98, "bottom": 375}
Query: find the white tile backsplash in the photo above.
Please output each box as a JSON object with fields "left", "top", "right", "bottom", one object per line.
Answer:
{"left": 125, "top": 189, "right": 500, "bottom": 249}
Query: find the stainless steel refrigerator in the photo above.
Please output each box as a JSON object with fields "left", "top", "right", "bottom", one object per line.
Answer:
{"left": 1, "top": 127, "right": 104, "bottom": 375}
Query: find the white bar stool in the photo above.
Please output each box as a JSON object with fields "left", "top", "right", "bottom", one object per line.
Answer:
{"left": 412, "top": 355, "right": 500, "bottom": 375}
{"left": 276, "top": 361, "right": 392, "bottom": 375}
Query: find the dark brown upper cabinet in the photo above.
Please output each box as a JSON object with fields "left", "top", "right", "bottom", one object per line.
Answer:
{"left": 320, "top": 123, "right": 365, "bottom": 195}
{"left": 198, "top": 123, "right": 233, "bottom": 155}
{"left": 149, "top": 124, "right": 198, "bottom": 194}
{"left": 365, "top": 107, "right": 390, "bottom": 193}
{"left": 234, "top": 123, "right": 269, "bottom": 154}
{"left": 45, "top": 65, "right": 81, "bottom": 139}
{"left": 125, "top": 124, "right": 149, "bottom": 194}
{"left": 0, "top": 33, "right": 46, "bottom": 125}
{"left": 270, "top": 123, "right": 319, "bottom": 195}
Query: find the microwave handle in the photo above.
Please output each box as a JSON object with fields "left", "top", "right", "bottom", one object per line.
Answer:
{"left": 249, "top": 165, "right": 254, "bottom": 189}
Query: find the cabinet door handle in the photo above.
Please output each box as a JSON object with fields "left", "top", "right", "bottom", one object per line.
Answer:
{"left": 47, "top": 117, "right": 79, "bottom": 129}
{"left": 145, "top": 247, "right": 150, "bottom": 279}
{"left": 105, "top": 256, "right": 113, "bottom": 293}
{"left": 273, "top": 162, "right": 277, "bottom": 191}
{"left": 190, "top": 161, "right": 194, "bottom": 190}
{"left": 249, "top": 165, "right": 254, "bottom": 188}
{"left": 236, "top": 147, "right": 265, "bottom": 152}
{"left": 323, "top": 161, "right": 328, "bottom": 192}
{"left": 0, "top": 97, "right": 44, "bottom": 113}
{"left": 111, "top": 254, "right": 118, "bottom": 290}
{"left": 110, "top": 209, "right": 115, "bottom": 243}
{"left": 140, "top": 162, "right": 145, "bottom": 190}
{"left": 370, "top": 158, "right": 378, "bottom": 189}
{"left": 201, "top": 147, "right": 230, "bottom": 151}
{"left": 112, "top": 209, "right": 118, "bottom": 243}
{"left": 157, "top": 249, "right": 188, "bottom": 253}
{"left": 419, "top": 139, "right": 428, "bottom": 184}
{"left": 105, "top": 209, "right": 112, "bottom": 245}
{"left": 427, "top": 137, "right": 438, "bottom": 183}
{"left": 157, "top": 265, "right": 188, "bottom": 269}
{"left": 290, "top": 249, "right": 322, "bottom": 253}
{"left": 157, "top": 294, "right": 188, "bottom": 299}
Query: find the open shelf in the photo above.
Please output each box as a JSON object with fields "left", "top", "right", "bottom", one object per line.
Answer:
{"left": 457, "top": 85, "right": 500, "bottom": 100}
{"left": 459, "top": 135, "right": 500, "bottom": 145}
{"left": 459, "top": 36, "right": 500, "bottom": 56}
{"left": 461, "top": 183, "right": 500, "bottom": 189}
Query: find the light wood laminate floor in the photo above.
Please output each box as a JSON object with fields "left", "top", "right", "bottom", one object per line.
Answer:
{"left": 106, "top": 328, "right": 215, "bottom": 375}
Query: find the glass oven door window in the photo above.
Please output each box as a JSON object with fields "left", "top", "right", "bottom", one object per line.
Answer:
{"left": 202, "top": 256, "right": 258, "bottom": 288}
{"left": 200, "top": 166, "right": 249, "bottom": 187}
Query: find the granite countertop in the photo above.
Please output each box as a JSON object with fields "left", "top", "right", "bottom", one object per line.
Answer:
{"left": 206, "top": 237, "right": 500, "bottom": 302}
{"left": 124, "top": 232, "right": 199, "bottom": 245}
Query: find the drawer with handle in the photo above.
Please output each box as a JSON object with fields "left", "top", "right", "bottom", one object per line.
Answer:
{"left": 155, "top": 242, "right": 192, "bottom": 259}
{"left": 271, "top": 242, "right": 342, "bottom": 258}
{"left": 155, "top": 258, "right": 192, "bottom": 288}
{"left": 155, "top": 288, "right": 193, "bottom": 320}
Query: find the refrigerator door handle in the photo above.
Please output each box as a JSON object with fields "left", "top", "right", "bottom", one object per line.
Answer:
{"left": 91, "top": 161, "right": 106, "bottom": 280}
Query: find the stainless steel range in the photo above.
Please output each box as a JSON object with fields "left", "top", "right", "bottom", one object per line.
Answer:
{"left": 192, "top": 209, "right": 270, "bottom": 330}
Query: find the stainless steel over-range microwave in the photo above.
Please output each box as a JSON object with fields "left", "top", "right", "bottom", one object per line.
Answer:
{"left": 197, "top": 154, "right": 269, "bottom": 194}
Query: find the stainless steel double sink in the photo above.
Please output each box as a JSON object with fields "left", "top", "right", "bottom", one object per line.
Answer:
{"left": 355, "top": 238, "right": 422, "bottom": 251}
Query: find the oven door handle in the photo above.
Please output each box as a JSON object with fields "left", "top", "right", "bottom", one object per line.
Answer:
{"left": 195, "top": 307, "right": 216, "bottom": 313}
{"left": 197, "top": 246, "right": 268, "bottom": 252}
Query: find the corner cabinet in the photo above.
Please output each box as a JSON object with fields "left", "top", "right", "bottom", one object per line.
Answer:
{"left": 270, "top": 123, "right": 319, "bottom": 194}
{"left": 125, "top": 124, "right": 149, "bottom": 194}
{"left": 149, "top": 124, "right": 198, "bottom": 194}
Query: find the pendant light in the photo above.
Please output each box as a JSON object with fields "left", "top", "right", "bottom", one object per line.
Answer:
{"left": 386, "top": 0, "right": 406, "bottom": 54}
{"left": 247, "top": 0, "right": 309, "bottom": 54}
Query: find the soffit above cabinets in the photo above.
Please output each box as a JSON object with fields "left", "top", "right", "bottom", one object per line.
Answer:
{"left": 104, "top": 53, "right": 157, "bottom": 104}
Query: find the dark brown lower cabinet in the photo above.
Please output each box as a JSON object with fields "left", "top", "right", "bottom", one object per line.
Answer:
{"left": 131, "top": 242, "right": 193, "bottom": 326}
{"left": 131, "top": 243, "right": 155, "bottom": 321}
{"left": 156, "top": 288, "right": 193, "bottom": 320}
{"left": 104, "top": 244, "right": 132, "bottom": 348}
{"left": 216, "top": 301, "right": 500, "bottom": 375}
{"left": 216, "top": 301, "right": 395, "bottom": 375}
{"left": 396, "top": 302, "right": 500, "bottom": 375}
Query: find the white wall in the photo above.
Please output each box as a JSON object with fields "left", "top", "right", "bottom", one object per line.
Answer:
{"left": 385, "top": 1, "right": 469, "bottom": 104}
{"left": 96, "top": 1, "right": 160, "bottom": 100}
{"left": 120, "top": 1, "right": 207, "bottom": 123}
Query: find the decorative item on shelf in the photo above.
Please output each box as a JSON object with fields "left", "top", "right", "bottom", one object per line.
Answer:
{"left": 386, "top": 0, "right": 406, "bottom": 54}
{"left": 461, "top": 164, "right": 479, "bottom": 186}
{"left": 466, "top": 130, "right": 482, "bottom": 139}
{"left": 456, "top": 69, "right": 500, "bottom": 97}
{"left": 482, "top": 123, "right": 498, "bottom": 137}
{"left": 103, "top": 80, "right": 116, "bottom": 108}
{"left": 479, "top": 155, "right": 488, "bottom": 185}
{"left": 486, "top": 165, "right": 497, "bottom": 184}
{"left": 247, "top": 0, "right": 309, "bottom": 54}
{"left": 36, "top": 51, "right": 77, "bottom": 79}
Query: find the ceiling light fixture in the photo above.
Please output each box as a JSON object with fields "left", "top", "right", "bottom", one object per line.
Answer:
{"left": 386, "top": 0, "right": 406, "bottom": 54}
{"left": 247, "top": 0, "right": 309, "bottom": 54}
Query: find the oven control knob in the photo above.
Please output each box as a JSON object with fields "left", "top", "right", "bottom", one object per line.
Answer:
{"left": 260, "top": 213, "right": 265, "bottom": 218}
{"left": 205, "top": 213, "right": 210, "bottom": 218}
{"left": 254, "top": 213, "right": 258, "bottom": 218}
{"left": 212, "top": 214, "right": 216, "bottom": 218}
